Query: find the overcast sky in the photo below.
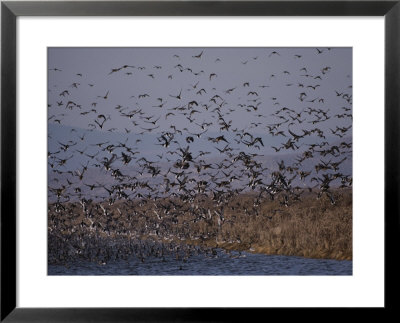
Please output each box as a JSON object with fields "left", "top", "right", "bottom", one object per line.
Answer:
{"left": 48, "top": 47, "right": 352, "bottom": 200}
{"left": 48, "top": 47, "right": 352, "bottom": 134}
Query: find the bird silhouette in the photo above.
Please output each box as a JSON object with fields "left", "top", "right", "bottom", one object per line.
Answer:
{"left": 47, "top": 47, "right": 352, "bottom": 270}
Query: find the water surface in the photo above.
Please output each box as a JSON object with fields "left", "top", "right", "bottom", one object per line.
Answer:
{"left": 48, "top": 249, "right": 352, "bottom": 275}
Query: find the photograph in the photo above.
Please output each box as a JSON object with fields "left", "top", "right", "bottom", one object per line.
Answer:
{"left": 47, "top": 47, "right": 353, "bottom": 276}
{"left": 2, "top": 0, "right": 396, "bottom": 319}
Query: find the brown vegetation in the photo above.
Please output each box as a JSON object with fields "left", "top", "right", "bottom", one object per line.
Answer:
{"left": 48, "top": 189, "right": 352, "bottom": 261}
{"left": 213, "top": 191, "right": 352, "bottom": 260}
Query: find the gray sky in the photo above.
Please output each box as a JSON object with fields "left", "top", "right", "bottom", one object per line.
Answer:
{"left": 48, "top": 47, "right": 352, "bottom": 133}
{"left": 48, "top": 47, "right": 352, "bottom": 200}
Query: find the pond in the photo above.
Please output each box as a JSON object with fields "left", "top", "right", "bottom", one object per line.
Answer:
{"left": 48, "top": 249, "right": 352, "bottom": 275}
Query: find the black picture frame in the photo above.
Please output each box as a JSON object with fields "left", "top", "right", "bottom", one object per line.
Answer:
{"left": 1, "top": 1, "right": 398, "bottom": 321}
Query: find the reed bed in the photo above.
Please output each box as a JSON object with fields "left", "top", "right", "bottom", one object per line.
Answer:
{"left": 48, "top": 189, "right": 352, "bottom": 261}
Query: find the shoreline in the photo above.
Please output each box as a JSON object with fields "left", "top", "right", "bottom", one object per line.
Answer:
{"left": 177, "top": 238, "right": 352, "bottom": 261}
{"left": 48, "top": 190, "right": 352, "bottom": 264}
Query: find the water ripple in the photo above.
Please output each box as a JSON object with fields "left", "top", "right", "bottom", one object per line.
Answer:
{"left": 48, "top": 249, "right": 352, "bottom": 275}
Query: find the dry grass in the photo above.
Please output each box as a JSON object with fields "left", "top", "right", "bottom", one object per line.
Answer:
{"left": 223, "top": 191, "right": 351, "bottom": 260}
{"left": 177, "top": 190, "right": 352, "bottom": 260}
{"left": 48, "top": 189, "right": 352, "bottom": 261}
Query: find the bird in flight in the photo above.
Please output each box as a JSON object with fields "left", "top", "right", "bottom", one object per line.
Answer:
{"left": 97, "top": 91, "right": 109, "bottom": 99}
{"left": 268, "top": 51, "right": 280, "bottom": 57}
{"left": 169, "top": 89, "right": 182, "bottom": 100}
{"left": 192, "top": 50, "right": 204, "bottom": 58}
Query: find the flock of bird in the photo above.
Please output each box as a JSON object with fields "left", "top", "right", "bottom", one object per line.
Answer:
{"left": 48, "top": 48, "right": 352, "bottom": 267}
